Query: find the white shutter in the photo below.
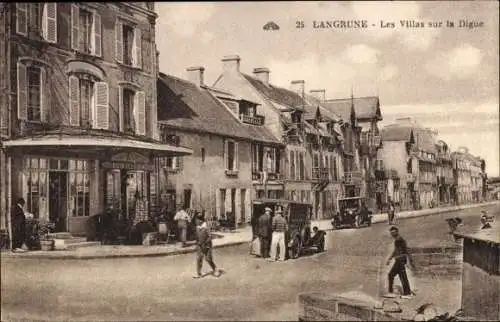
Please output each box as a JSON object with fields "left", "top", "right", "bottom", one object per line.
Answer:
{"left": 94, "top": 82, "right": 109, "bottom": 129}
{"left": 133, "top": 27, "right": 142, "bottom": 68}
{"left": 39, "top": 67, "right": 47, "bottom": 122}
{"left": 70, "top": 4, "right": 79, "bottom": 50}
{"left": 135, "top": 91, "right": 146, "bottom": 136}
{"left": 224, "top": 140, "right": 229, "bottom": 170}
{"left": 92, "top": 12, "right": 101, "bottom": 56}
{"left": 17, "top": 62, "right": 27, "bottom": 120}
{"left": 43, "top": 3, "right": 57, "bottom": 43}
{"left": 115, "top": 20, "right": 123, "bottom": 63}
{"left": 68, "top": 75, "right": 80, "bottom": 126}
{"left": 118, "top": 86, "right": 123, "bottom": 131}
{"left": 235, "top": 141, "right": 239, "bottom": 170}
{"left": 16, "top": 3, "right": 28, "bottom": 36}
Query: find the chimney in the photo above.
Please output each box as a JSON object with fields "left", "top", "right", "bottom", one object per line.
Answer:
{"left": 253, "top": 67, "right": 270, "bottom": 86}
{"left": 222, "top": 55, "right": 241, "bottom": 74}
{"left": 186, "top": 66, "right": 205, "bottom": 87}
{"left": 310, "top": 89, "right": 326, "bottom": 102}
{"left": 291, "top": 80, "right": 305, "bottom": 97}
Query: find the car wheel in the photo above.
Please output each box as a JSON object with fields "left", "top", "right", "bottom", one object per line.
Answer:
{"left": 290, "top": 236, "right": 302, "bottom": 259}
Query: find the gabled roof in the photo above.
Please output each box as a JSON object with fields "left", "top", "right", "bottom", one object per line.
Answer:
{"left": 381, "top": 125, "right": 413, "bottom": 142}
{"left": 304, "top": 94, "right": 342, "bottom": 122}
{"left": 381, "top": 123, "right": 437, "bottom": 154}
{"left": 322, "top": 100, "right": 354, "bottom": 124}
{"left": 157, "top": 73, "right": 281, "bottom": 145}
{"left": 242, "top": 74, "right": 306, "bottom": 111}
{"left": 324, "top": 97, "right": 381, "bottom": 121}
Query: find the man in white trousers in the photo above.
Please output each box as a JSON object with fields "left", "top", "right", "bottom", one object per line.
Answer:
{"left": 268, "top": 209, "right": 288, "bottom": 261}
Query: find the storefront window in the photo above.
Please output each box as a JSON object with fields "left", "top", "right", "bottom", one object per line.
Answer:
{"left": 69, "top": 160, "right": 90, "bottom": 217}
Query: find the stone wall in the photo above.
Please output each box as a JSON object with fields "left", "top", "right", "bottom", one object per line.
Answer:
{"left": 298, "top": 292, "right": 401, "bottom": 321}
{"left": 409, "top": 246, "right": 463, "bottom": 278}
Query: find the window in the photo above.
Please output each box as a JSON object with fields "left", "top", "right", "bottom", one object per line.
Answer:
{"left": 119, "top": 86, "right": 146, "bottom": 135}
{"left": 79, "top": 79, "right": 94, "bottom": 127}
{"left": 78, "top": 8, "right": 93, "bottom": 54}
{"left": 69, "top": 75, "right": 108, "bottom": 129}
{"left": 290, "top": 151, "right": 295, "bottom": 179}
{"left": 115, "top": 21, "right": 142, "bottom": 68}
{"left": 201, "top": 148, "right": 206, "bottom": 162}
{"left": 264, "top": 147, "right": 277, "bottom": 173}
{"left": 27, "top": 66, "right": 41, "bottom": 121}
{"left": 333, "top": 157, "right": 338, "bottom": 181}
{"left": 71, "top": 5, "right": 101, "bottom": 56}
{"left": 69, "top": 160, "right": 90, "bottom": 217}
{"left": 225, "top": 140, "right": 238, "bottom": 171}
{"left": 252, "top": 144, "right": 262, "bottom": 172}
{"left": 407, "top": 159, "right": 413, "bottom": 173}
{"left": 299, "top": 152, "right": 305, "bottom": 180}
{"left": 23, "top": 157, "right": 48, "bottom": 218}
{"left": 123, "top": 88, "right": 135, "bottom": 132}
{"left": 162, "top": 156, "right": 182, "bottom": 171}
{"left": 17, "top": 3, "right": 57, "bottom": 43}
{"left": 17, "top": 62, "right": 46, "bottom": 122}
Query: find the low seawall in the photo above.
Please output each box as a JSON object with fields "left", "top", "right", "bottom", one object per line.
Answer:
{"left": 410, "top": 245, "right": 463, "bottom": 278}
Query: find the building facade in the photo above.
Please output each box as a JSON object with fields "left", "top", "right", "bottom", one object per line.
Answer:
{"left": 451, "top": 147, "right": 473, "bottom": 205}
{"left": 157, "top": 68, "right": 283, "bottom": 226}
{"left": 212, "top": 56, "right": 346, "bottom": 219}
{"left": 0, "top": 3, "right": 191, "bottom": 236}
{"left": 322, "top": 97, "right": 382, "bottom": 209}
{"left": 435, "top": 140, "right": 454, "bottom": 205}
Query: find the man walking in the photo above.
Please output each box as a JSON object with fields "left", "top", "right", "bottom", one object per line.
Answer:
{"left": 269, "top": 208, "right": 287, "bottom": 262}
{"left": 174, "top": 206, "right": 189, "bottom": 247}
{"left": 258, "top": 207, "right": 272, "bottom": 258}
{"left": 193, "top": 213, "right": 222, "bottom": 279}
{"left": 386, "top": 226, "right": 413, "bottom": 299}
{"left": 11, "top": 198, "right": 27, "bottom": 253}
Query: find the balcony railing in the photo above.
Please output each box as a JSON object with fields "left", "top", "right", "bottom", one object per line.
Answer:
{"left": 343, "top": 171, "right": 362, "bottom": 185}
{"left": 252, "top": 171, "right": 282, "bottom": 182}
{"left": 312, "top": 167, "right": 329, "bottom": 180}
{"left": 240, "top": 114, "right": 265, "bottom": 126}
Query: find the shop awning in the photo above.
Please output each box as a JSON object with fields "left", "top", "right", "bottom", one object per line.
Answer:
{"left": 2, "top": 134, "right": 193, "bottom": 157}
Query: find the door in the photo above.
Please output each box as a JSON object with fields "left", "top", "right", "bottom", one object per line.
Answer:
{"left": 49, "top": 172, "right": 68, "bottom": 232}
{"left": 240, "top": 189, "right": 246, "bottom": 223}
{"left": 183, "top": 189, "right": 192, "bottom": 209}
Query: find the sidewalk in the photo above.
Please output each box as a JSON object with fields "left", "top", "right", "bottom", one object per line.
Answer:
{"left": 2, "top": 201, "right": 497, "bottom": 260}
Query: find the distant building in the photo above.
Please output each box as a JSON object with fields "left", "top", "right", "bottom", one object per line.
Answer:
{"left": 451, "top": 147, "right": 474, "bottom": 205}
{"left": 157, "top": 68, "right": 283, "bottom": 225}
{"left": 321, "top": 96, "right": 382, "bottom": 210}
{"left": 435, "top": 140, "right": 454, "bottom": 205}
{"left": 378, "top": 118, "right": 438, "bottom": 211}
{"left": 0, "top": 3, "right": 191, "bottom": 235}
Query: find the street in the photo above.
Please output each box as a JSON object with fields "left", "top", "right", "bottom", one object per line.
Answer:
{"left": 1, "top": 204, "right": 497, "bottom": 321}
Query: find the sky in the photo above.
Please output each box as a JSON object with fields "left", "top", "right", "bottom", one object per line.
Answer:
{"left": 155, "top": 1, "right": 499, "bottom": 177}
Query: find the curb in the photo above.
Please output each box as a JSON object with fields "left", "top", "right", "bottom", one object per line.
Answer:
{"left": 1, "top": 241, "right": 249, "bottom": 261}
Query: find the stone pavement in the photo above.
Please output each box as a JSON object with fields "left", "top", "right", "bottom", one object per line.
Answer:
{"left": 2, "top": 201, "right": 497, "bottom": 260}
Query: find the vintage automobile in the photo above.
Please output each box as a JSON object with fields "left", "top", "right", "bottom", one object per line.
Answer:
{"left": 250, "top": 199, "right": 312, "bottom": 259}
{"left": 331, "top": 197, "right": 372, "bottom": 229}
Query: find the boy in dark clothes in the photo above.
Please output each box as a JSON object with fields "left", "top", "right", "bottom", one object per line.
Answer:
{"left": 386, "top": 226, "right": 413, "bottom": 299}
{"left": 193, "top": 213, "right": 222, "bottom": 279}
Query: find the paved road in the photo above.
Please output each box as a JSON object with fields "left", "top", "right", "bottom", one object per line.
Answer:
{"left": 1, "top": 204, "right": 497, "bottom": 321}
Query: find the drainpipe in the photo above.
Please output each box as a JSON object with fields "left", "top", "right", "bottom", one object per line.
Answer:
{"left": 7, "top": 155, "right": 12, "bottom": 250}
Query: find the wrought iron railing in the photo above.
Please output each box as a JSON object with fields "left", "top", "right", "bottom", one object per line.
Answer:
{"left": 312, "top": 167, "right": 329, "bottom": 180}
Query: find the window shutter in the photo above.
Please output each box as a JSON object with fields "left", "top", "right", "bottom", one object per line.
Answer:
{"left": 43, "top": 3, "right": 57, "bottom": 43}
{"left": 39, "top": 67, "right": 47, "bottom": 122}
{"left": 92, "top": 12, "right": 102, "bottom": 56}
{"left": 68, "top": 75, "right": 80, "bottom": 126}
{"left": 224, "top": 140, "right": 229, "bottom": 170}
{"left": 258, "top": 145, "right": 264, "bottom": 171}
{"left": 115, "top": 20, "right": 123, "bottom": 63}
{"left": 134, "top": 91, "right": 146, "bottom": 136}
{"left": 235, "top": 141, "right": 239, "bottom": 170}
{"left": 118, "top": 86, "right": 123, "bottom": 131}
{"left": 133, "top": 27, "right": 142, "bottom": 68}
{"left": 70, "top": 4, "right": 79, "bottom": 50}
{"left": 94, "top": 82, "right": 109, "bottom": 129}
{"left": 17, "top": 62, "right": 27, "bottom": 120}
{"left": 177, "top": 157, "right": 183, "bottom": 170}
{"left": 16, "top": 3, "right": 28, "bottom": 36}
